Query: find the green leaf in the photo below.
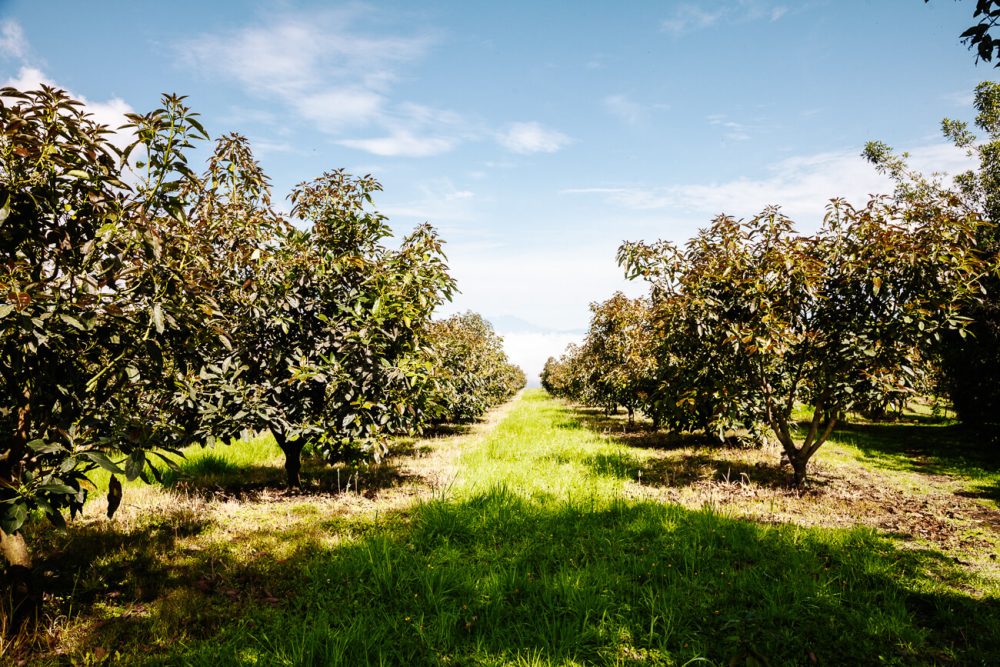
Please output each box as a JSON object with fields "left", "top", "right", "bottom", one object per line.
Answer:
{"left": 81, "top": 451, "right": 125, "bottom": 475}
{"left": 27, "top": 439, "right": 65, "bottom": 454}
{"left": 124, "top": 450, "right": 145, "bottom": 481}
{"left": 37, "top": 482, "right": 79, "bottom": 495}
{"left": 59, "top": 313, "right": 86, "bottom": 330}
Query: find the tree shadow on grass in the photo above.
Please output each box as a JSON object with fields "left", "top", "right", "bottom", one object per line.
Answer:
{"left": 566, "top": 405, "right": 799, "bottom": 490}
{"left": 25, "top": 504, "right": 331, "bottom": 661}
{"left": 832, "top": 422, "right": 1000, "bottom": 499}
{"left": 144, "top": 488, "right": 1000, "bottom": 666}
{"left": 572, "top": 406, "right": 754, "bottom": 452}
{"left": 582, "top": 451, "right": 645, "bottom": 480}
{"left": 637, "top": 454, "right": 795, "bottom": 491}
{"left": 160, "top": 450, "right": 420, "bottom": 502}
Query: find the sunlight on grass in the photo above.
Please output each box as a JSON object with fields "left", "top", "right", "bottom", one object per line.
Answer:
{"left": 22, "top": 391, "right": 1000, "bottom": 666}
{"left": 149, "top": 391, "right": 1000, "bottom": 665}
{"left": 86, "top": 433, "right": 282, "bottom": 494}
{"left": 453, "top": 390, "right": 653, "bottom": 505}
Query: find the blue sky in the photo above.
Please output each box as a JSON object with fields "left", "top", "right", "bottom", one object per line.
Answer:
{"left": 1, "top": 0, "right": 994, "bottom": 381}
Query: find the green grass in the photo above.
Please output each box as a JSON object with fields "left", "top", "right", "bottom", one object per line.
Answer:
{"left": 829, "top": 421, "right": 1000, "bottom": 502}
{"left": 21, "top": 391, "right": 1000, "bottom": 665}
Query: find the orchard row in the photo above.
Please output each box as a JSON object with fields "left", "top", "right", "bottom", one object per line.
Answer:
{"left": 0, "top": 87, "right": 524, "bottom": 545}
{"left": 544, "top": 83, "right": 1000, "bottom": 486}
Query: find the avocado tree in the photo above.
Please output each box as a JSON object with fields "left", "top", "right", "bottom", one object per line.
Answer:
{"left": 212, "top": 169, "right": 456, "bottom": 487}
{"left": 541, "top": 343, "right": 588, "bottom": 401}
{"left": 865, "top": 80, "right": 1000, "bottom": 435}
{"left": 0, "top": 88, "right": 243, "bottom": 618}
{"left": 577, "top": 293, "right": 656, "bottom": 425}
{"left": 620, "top": 198, "right": 982, "bottom": 485}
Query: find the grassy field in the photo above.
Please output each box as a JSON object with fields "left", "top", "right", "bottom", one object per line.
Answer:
{"left": 10, "top": 390, "right": 1000, "bottom": 665}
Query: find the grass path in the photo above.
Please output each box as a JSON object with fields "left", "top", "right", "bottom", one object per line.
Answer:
{"left": 18, "top": 390, "right": 1000, "bottom": 665}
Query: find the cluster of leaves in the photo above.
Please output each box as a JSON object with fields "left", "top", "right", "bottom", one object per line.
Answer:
{"left": 422, "top": 312, "right": 526, "bottom": 424}
{"left": 866, "top": 81, "right": 1000, "bottom": 437}
{"left": 927, "top": 0, "right": 1000, "bottom": 66}
{"left": 0, "top": 84, "right": 460, "bottom": 556}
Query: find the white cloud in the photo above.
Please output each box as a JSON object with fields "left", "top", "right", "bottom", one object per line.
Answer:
{"left": 338, "top": 130, "right": 457, "bottom": 157}
{"left": 0, "top": 20, "right": 27, "bottom": 60}
{"left": 382, "top": 179, "right": 480, "bottom": 223}
{"left": 295, "top": 88, "right": 384, "bottom": 132}
{"left": 181, "top": 12, "right": 472, "bottom": 157}
{"left": 707, "top": 113, "right": 752, "bottom": 141}
{"left": 662, "top": 6, "right": 724, "bottom": 35}
{"left": 498, "top": 122, "right": 572, "bottom": 154}
{"left": 182, "top": 13, "right": 429, "bottom": 98}
{"left": 603, "top": 94, "right": 646, "bottom": 124}
{"left": 4, "top": 65, "right": 52, "bottom": 90}
{"left": 561, "top": 142, "right": 976, "bottom": 227}
{"left": 662, "top": 1, "right": 790, "bottom": 36}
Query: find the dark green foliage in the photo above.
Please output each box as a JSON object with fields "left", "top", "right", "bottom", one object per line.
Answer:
{"left": 1, "top": 86, "right": 459, "bottom": 538}
{"left": 0, "top": 88, "right": 229, "bottom": 534}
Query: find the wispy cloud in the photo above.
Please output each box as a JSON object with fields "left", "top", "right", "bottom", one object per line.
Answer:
{"left": 497, "top": 122, "right": 572, "bottom": 154}
{"left": 662, "top": 6, "right": 725, "bottom": 35}
{"left": 338, "top": 131, "right": 457, "bottom": 157}
{"left": 603, "top": 94, "right": 646, "bottom": 124}
{"left": 561, "top": 142, "right": 975, "bottom": 225}
{"left": 181, "top": 11, "right": 575, "bottom": 159}
{"left": 382, "top": 179, "right": 480, "bottom": 224}
{"left": 707, "top": 113, "right": 752, "bottom": 141}
{"left": 662, "top": 1, "right": 789, "bottom": 36}
{"left": 180, "top": 10, "right": 468, "bottom": 157}
{"left": 0, "top": 19, "right": 27, "bottom": 60}
{"left": 942, "top": 90, "right": 975, "bottom": 108}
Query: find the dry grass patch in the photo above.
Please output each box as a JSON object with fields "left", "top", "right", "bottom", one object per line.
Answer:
{"left": 11, "top": 399, "right": 520, "bottom": 665}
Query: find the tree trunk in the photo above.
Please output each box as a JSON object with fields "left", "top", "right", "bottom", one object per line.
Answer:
{"left": 272, "top": 430, "right": 303, "bottom": 489}
{"left": 627, "top": 406, "right": 635, "bottom": 427}
{"left": 1, "top": 528, "right": 38, "bottom": 628}
{"left": 789, "top": 453, "right": 809, "bottom": 487}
